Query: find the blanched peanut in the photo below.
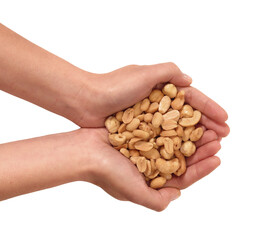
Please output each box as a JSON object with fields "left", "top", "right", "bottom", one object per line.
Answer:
{"left": 150, "top": 177, "right": 166, "bottom": 189}
{"left": 139, "top": 122, "right": 151, "bottom": 133}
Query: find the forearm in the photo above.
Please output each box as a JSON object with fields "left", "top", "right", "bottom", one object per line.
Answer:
{"left": 0, "top": 129, "right": 93, "bottom": 201}
{"left": 0, "top": 24, "right": 91, "bottom": 125}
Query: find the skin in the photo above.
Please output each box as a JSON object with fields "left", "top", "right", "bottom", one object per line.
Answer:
{"left": 0, "top": 24, "right": 230, "bottom": 211}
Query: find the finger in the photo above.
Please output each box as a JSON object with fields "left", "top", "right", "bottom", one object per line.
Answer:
{"left": 200, "top": 114, "right": 230, "bottom": 137}
{"left": 130, "top": 185, "right": 181, "bottom": 212}
{"left": 195, "top": 130, "right": 218, "bottom": 148}
{"left": 145, "top": 62, "right": 192, "bottom": 87}
{"left": 179, "top": 86, "right": 228, "bottom": 123}
{"left": 187, "top": 140, "right": 221, "bottom": 166}
{"left": 164, "top": 156, "right": 221, "bottom": 190}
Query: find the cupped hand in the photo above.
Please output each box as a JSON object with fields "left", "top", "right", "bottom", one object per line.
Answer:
{"left": 80, "top": 127, "right": 222, "bottom": 211}
{"left": 78, "top": 63, "right": 229, "bottom": 138}
{"left": 78, "top": 63, "right": 191, "bottom": 127}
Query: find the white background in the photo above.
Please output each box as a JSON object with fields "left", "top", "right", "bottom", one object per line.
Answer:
{"left": 0, "top": 0, "right": 260, "bottom": 239}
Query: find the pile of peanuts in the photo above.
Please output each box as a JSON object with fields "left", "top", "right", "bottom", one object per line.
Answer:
{"left": 105, "top": 84, "right": 203, "bottom": 189}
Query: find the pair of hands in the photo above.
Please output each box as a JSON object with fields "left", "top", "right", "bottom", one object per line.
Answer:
{"left": 71, "top": 63, "right": 229, "bottom": 211}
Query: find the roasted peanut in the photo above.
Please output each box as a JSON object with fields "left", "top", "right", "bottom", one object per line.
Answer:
{"left": 159, "top": 96, "right": 171, "bottom": 114}
{"left": 122, "top": 108, "right": 134, "bottom": 124}
{"left": 162, "top": 119, "right": 178, "bottom": 130}
{"left": 105, "top": 116, "right": 120, "bottom": 133}
{"left": 149, "top": 89, "right": 164, "bottom": 103}
{"left": 156, "top": 158, "right": 180, "bottom": 174}
{"left": 120, "top": 148, "right": 130, "bottom": 158}
{"left": 116, "top": 111, "right": 123, "bottom": 122}
{"left": 144, "top": 113, "right": 153, "bottom": 123}
{"left": 133, "top": 102, "right": 143, "bottom": 117}
{"left": 180, "top": 141, "right": 196, "bottom": 157}
{"left": 141, "top": 98, "right": 150, "bottom": 111}
{"left": 150, "top": 177, "right": 166, "bottom": 189}
{"left": 146, "top": 102, "right": 159, "bottom": 113}
{"left": 179, "top": 110, "right": 201, "bottom": 127}
{"left": 152, "top": 112, "right": 163, "bottom": 128}
{"left": 140, "top": 148, "right": 161, "bottom": 159}
{"left": 126, "top": 118, "right": 140, "bottom": 131}
{"left": 171, "top": 90, "right": 185, "bottom": 110}
{"left": 109, "top": 134, "right": 126, "bottom": 147}
{"left": 133, "top": 129, "right": 150, "bottom": 140}
{"left": 134, "top": 141, "right": 154, "bottom": 151}
{"left": 106, "top": 83, "right": 204, "bottom": 189}
{"left": 182, "top": 126, "right": 195, "bottom": 141}
{"left": 162, "top": 83, "right": 177, "bottom": 98}
{"left": 190, "top": 127, "right": 204, "bottom": 142}
{"left": 180, "top": 104, "right": 193, "bottom": 118}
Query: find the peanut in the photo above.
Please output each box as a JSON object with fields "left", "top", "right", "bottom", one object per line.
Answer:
{"left": 122, "top": 108, "right": 134, "bottom": 124}
{"left": 149, "top": 89, "right": 164, "bottom": 103}
{"left": 105, "top": 116, "right": 120, "bottom": 133}
{"left": 126, "top": 118, "right": 140, "bottom": 131}
{"left": 105, "top": 83, "right": 204, "bottom": 189}
{"left": 150, "top": 177, "right": 166, "bottom": 189}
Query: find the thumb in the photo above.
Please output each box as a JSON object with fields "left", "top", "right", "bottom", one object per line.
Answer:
{"left": 144, "top": 62, "right": 192, "bottom": 87}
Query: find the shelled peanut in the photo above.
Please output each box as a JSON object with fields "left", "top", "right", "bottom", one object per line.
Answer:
{"left": 105, "top": 83, "right": 203, "bottom": 189}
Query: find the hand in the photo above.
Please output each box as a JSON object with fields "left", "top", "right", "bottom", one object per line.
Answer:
{"left": 80, "top": 127, "right": 223, "bottom": 211}
{"left": 78, "top": 63, "right": 229, "bottom": 139}
{"left": 77, "top": 63, "right": 192, "bottom": 127}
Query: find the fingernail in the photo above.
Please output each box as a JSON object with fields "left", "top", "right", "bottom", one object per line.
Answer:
{"left": 171, "top": 190, "right": 181, "bottom": 201}
{"left": 183, "top": 74, "right": 192, "bottom": 83}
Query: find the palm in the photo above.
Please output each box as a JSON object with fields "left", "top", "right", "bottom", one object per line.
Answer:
{"left": 88, "top": 126, "right": 223, "bottom": 211}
